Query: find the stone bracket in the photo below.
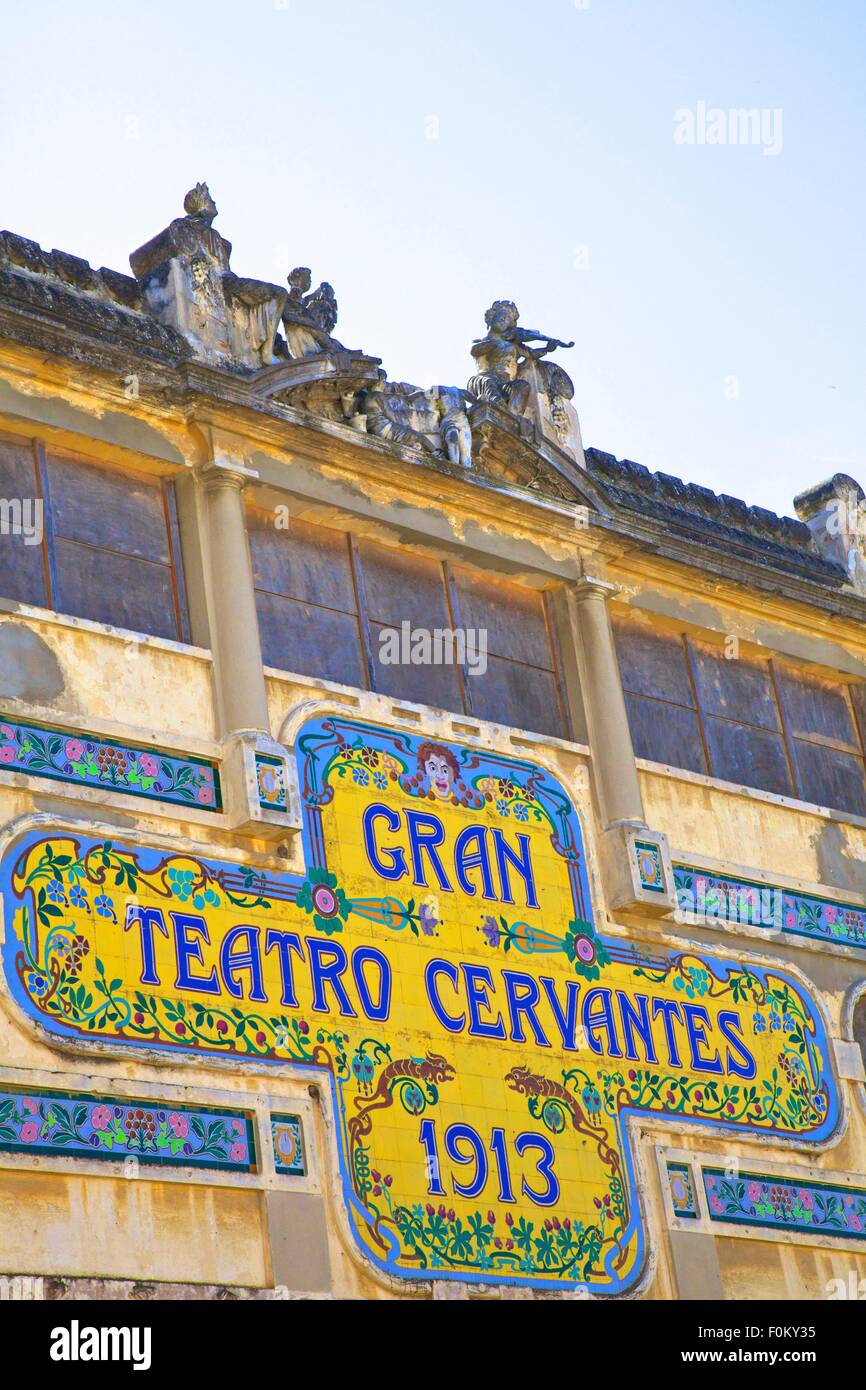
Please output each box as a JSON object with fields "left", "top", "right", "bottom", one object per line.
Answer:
{"left": 220, "top": 732, "right": 301, "bottom": 839}
{"left": 834, "top": 1037, "right": 866, "bottom": 1083}
{"left": 597, "top": 822, "right": 676, "bottom": 917}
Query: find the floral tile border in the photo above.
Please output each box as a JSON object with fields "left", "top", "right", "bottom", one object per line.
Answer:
{"left": 0, "top": 715, "right": 221, "bottom": 812}
{"left": 703, "top": 1167, "right": 866, "bottom": 1240}
{"left": 674, "top": 863, "right": 866, "bottom": 951}
{"left": 0, "top": 1087, "right": 255, "bottom": 1173}
{"left": 271, "top": 1113, "right": 305, "bottom": 1176}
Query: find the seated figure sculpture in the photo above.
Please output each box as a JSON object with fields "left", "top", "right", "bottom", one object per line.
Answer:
{"left": 468, "top": 300, "right": 574, "bottom": 418}
{"left": 361, "top": 373, "right": 438, "bottom": 454}
{"left": 281, "top": 267, "right": 344, "bottom": 359}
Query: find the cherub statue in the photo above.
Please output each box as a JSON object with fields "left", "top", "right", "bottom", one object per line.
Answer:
{"left": 468, "top": 300, "right": 574, "bottom": 417}
{"left": 281, "top": 267, "right": 344, "bottom": 358}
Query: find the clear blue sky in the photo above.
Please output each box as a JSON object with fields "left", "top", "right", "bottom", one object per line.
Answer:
{"left": 1, "top": 0, "right": 863, "bottom": 518}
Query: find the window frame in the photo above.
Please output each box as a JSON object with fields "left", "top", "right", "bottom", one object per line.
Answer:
{"left": 0, "top": 432, "right": 190, "bottom": 645}
{"left": 614, "top": 613, "right": 866, "bottom": 815}
{"left": 248, "top": 508, "right": 572, "bottom": 740}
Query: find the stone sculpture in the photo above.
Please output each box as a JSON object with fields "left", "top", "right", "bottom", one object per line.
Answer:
{"left": 434, "top": 386, "right": 473, "bottom": 468}
{"left": 129, "top": 183, "right": 286, "bottom": 370}
{"left": 468, "top": 299, "right": 574, "bottom": 418}
{"left": 361, "top": 375, "right": 439, "bottom": 454}
{"left": 126, "top": 185, "right": 590, "bottom": 474}
{"left": 281, "top": 268, "right": 343, "bottom": 359}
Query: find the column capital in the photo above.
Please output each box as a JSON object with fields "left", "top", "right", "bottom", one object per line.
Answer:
{"left": 571, "top": 574, "right": 620, "bottom": 603}
{"left": 196, "top": 458, "right": 260, "bottom": 495}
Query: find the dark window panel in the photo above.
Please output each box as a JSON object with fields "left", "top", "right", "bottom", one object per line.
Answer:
{"left": 775, "top": 664, "right": 860, "bottom": 749}
{"left": 248, "top": 511, "right": 356, "bottom": 613}
{"left": 624, "top": 692, "right": 708, "bottom": 774}
{"left": 470, "top": 657, "right": 565, "bottom": 740}
{"left": 791, "top": 739, "right": 866, "bottom": 817}
{"left": 46, "top": 453, "right": 170, "bottom": 564}
{"left": 452, "top": 568, "right": 553, "bottom": 668}
{"left": 0, "top": 437, "right": 45, "bottom": 607}
{"left": 255, "top": 590, "right": 366, "bottom": 689}
{"left": 53, "top": 540, "right": 179, "bottom": 641}
{"left": 851, "top": 683, "right": 866, "bottom": 747}
{"left": 691, "top": 641, "right": 780, "bottom": 731}
{"left": 703, "top": 716, "right": 793, "bottom": 798}
{"left": 358, "top": 539, "right": 452, "bottom": 631}
{"left": 368, "top": 619, "right": 465, "bottom": 711}
{"left": 612, "top": 620, "right": 695, "bottom": 706}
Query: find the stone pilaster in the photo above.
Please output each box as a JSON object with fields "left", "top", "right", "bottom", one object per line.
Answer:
{"left": 570, "top": 577, "right": 644, "bottom": 828}
{"left": 196, "top": 459, "right": 299, "bottom": 839}
{"left": 197, "top": 459, "right": 270, "bottom": 738}
{"left": 567, "top": 576, "right": 676, "bottom": 916}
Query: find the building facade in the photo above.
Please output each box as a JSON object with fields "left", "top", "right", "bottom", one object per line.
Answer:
{"left": 0, "top": 184, "right": 864, "bottom": 1300}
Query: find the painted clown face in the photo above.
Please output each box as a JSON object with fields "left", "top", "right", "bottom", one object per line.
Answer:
{"left": 424, "top": 753, "right": 454, "bottom": 800}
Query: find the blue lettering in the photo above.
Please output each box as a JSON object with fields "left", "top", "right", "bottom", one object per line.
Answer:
{"left": 503, "top": 970, "right": 550, "bottom": 1046}
{"left": 425, "top": 959, "right": 465, "bottom": 1033}
{"left": 406, "top": 811, "right": 451, "bottom": 891}
{"left": 462, "top": 963, "right": 506, "bottom": 1039}
{"left": 582, "top": 987, "right": 623, "bottom": 1057}
{"left": 352, "top": 946, "right": 392, "bottom": 1022}
{"left": 718, "top": 1010, "right": 757, "bottom": 1080}
{"left": 618, "top": 992, "right": 657, "bottom": 1064}
{"left": 362, "top": 804, "right": 407, "bottom": 881}
{"left": 308, "top": 938, "right": 358, "bottom": 1017}
{"left": 124, "top": 905, "right": 168, "bottom": 986}
{"left": 454, "top": 826, "right": 496, "bottom": 900}
{"left": 264, "top": 930, "right": 305, "bottom": 1007}
{"left": 220, "top": 925, "right": 266, "bottom": 1003}
{"left": 493, "top": 830, "right": 538, "bottom": 909}
{"left": 172, "top": 911, "right": 219, "bottom": 995}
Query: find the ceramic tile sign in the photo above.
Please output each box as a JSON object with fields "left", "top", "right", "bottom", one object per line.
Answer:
{"left": 0, "top": 715, "right": 838, "bottom": 1294}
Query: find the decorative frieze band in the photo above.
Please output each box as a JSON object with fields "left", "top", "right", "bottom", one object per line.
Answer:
{"left": 671, "top": 863, "right": 866, "bottom": 951}
{"left": 0, "top": 715, "right": 221, "bottom": 813}
{"left": 665, "top": 1158, "right": 866, "bottom": 1243}
{"left": 703, "top": 1168, "right": 866, "bottom": 1240}
{"left": 0, "top": 1086, "right": 255, "bottom": 1172}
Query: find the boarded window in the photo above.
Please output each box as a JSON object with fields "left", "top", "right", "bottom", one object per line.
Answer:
{"left": 613, "top": 614, "right": 866, "bottom": 817}
{"left": 451, "top": 568, "right": 568, "bottom": 739}
{"left": 247, "top": 513, "right": 568, "bottom": 739}
{"left": 248, "top": 512, "right": 366, "bottom": 688}
{"left": 0, "top": 435, "right": 188, "bottom": 642}
{"left": 775, "top": 663, "right": 866, "bottom": 816}
{"left": 358, "top": 539, "right": 464, "bottom": 712}
{"left": 613, "top": 620, "right": 707, "bottom": 774}
{"left": 0, "top": 437, "right": 47, "bottom": 607}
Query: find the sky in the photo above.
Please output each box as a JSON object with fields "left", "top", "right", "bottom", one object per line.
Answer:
{"left": 1, "top": 0, "right": 863, "bottom": 519}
